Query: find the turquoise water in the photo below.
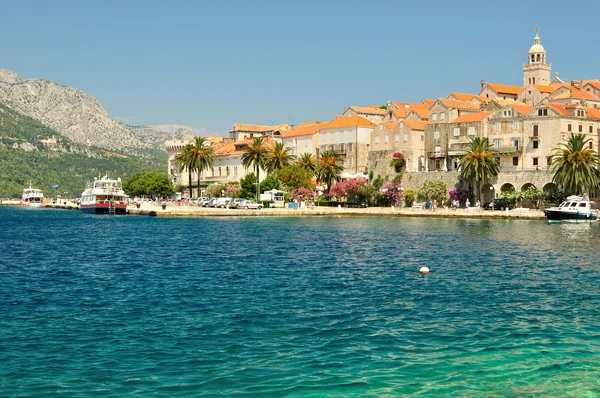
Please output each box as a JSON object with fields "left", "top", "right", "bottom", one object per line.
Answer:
{"left": 1, "top": 208, "right": 600, "bottom": 397}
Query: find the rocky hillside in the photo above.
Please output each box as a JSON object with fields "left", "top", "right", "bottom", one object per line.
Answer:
{"left": 0, "top": 69, "right": 193, "bottom": 154}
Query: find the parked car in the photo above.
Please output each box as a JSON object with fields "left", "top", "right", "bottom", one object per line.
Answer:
{"left": 199, "top": 198, "right": 212, "bottom": 207}
{"left": 207, "top": 198, "right": 220, "bottom": 207}
{"left": 241, "top": 200, "right": 263, "bottom": 209}
{"left": 344, "top": 200, "right": 367, "bottom": 208}
{"left": 228, "top": 198, "right": 247, "bottom": 209}
{"left": 483, "top": 198, "right": 512, "bottom": 210}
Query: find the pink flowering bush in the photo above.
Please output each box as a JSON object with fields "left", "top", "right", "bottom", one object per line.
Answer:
{"left": 329, "top": 178, "right": 368, "bottom": 200}
{"left": 225, "top": 183, "right": 242, "bottom": 198}
{"left": 448, "top": 189, "right": 468, "bottom": 203}
{"left": 383, "top": 179, "right": 404, "bottom": 205}
{"left": 291, "top": 187, "right": 316, "bottom": 202}
{"left": 389, "top": 152, "right": 406, "bottom": 171}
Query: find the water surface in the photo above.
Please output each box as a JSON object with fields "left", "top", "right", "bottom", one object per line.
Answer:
{"left": 1, "top": 208, "right": 600, "bottom": 396}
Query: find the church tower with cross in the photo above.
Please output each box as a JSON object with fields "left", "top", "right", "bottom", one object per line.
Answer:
{"left": 523, "top": 27, "right": 552, "bottom": 86}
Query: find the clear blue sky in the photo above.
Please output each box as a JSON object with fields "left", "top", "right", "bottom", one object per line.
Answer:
{"left": 1, "top": 0, "right": 599, "bottom": 135}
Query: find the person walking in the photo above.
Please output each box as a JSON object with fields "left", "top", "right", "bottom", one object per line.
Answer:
{"left": 465, "top": 198, "right": 471, "bottom": 208}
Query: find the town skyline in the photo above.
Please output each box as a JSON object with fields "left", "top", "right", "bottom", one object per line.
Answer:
{"left": 2, "top": 1, "right": 600, "bottom": 135}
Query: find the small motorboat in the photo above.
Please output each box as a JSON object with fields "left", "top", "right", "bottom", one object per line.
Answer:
{"left": 544, "top": 195, "right": 597, "bottom": 221}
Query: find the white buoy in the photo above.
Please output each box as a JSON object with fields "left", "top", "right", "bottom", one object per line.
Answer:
{"left": 419, "top": 266, "right": 430, "bottom": 275}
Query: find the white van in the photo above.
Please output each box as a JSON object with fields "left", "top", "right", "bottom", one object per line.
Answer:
{"left": 213, "top": 197, "right": 231, "bottom": 208}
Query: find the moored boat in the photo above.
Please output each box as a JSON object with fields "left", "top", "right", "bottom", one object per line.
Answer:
{"left": 544, "top": 195, "right": 597, "bottom": 221}
{"left": 21, "top": 184, "right": 45, "bottom": 208}
{"left": 80, "top": 175, "right": 127, "bottom": 215}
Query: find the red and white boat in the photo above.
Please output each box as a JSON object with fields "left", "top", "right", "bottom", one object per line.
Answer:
{"left": 21, "top": 184, "right": 45, "bottom": 208}
{"left": 80, "top": 175, "right": 127, "bottom": 215}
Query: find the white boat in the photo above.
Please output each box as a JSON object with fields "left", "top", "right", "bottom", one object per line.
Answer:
{"left": 544, "top": 195, "right": 597, "bottom": 221}
{"left": 80, "top": 175, "right": 127, "bottom": 215}
{"left": 21, "top": 184, "right": 45, "bottom": 208}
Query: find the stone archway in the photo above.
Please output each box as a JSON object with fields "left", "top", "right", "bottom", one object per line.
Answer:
{"left": 542, "top": 182, "right": 556, "bottom": 193}
{"left": 521, "top": 183, "right": 537, "bottom": 208}
{"left": 500, "top": 183, "right": 515, "bottom": 192}
{"left": 481, "top": 183, "right": 495, "bottom": 204}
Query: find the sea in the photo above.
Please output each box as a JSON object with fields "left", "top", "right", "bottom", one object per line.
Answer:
{"left": 1, "top": 207, "right": 600, "bottom": 397}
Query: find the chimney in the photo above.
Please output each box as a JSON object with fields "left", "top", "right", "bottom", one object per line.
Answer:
{"left": 480, "top": 80, "right": 487, "bottom": 90}
{"left": 571, "top": 80, "right": 582, "bottom": 88}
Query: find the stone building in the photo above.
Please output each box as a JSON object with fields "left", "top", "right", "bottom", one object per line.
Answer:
{"left": 522, "top": 29, "right": 551, "bottom": 86}
{"left": 342, "top": 106, "right": 385, "bottom": 124}
{"left": 228, "top": 123, "right": 289, "bottom": 141}
{"left": 280, "top": 122, "right": 323, "bottom": 158}
{"left": 368, "top": 120, "right": 426, "bottom": 176}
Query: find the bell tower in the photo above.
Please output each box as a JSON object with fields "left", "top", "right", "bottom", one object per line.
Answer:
{"left": 523, "top": 27, "right": 551, "bottom": 86}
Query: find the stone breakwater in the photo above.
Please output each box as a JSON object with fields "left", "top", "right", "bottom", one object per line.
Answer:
{"left": 127, "top": 203, "right": 547, "bottom": 220}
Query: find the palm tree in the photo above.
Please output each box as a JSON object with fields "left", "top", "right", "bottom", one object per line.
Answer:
{"left": 459, "top": 137, "right": 499, "bottom": 202}
{"left": 241, "top": 137, "right": 270, "bottom": 201}
{"left": 315, "top": 150, "right": 344, "bottom": 197}
{"left": 265, "top": 142, "right": 296, "bottom": 174}
{"left": 174, "top": 144, "right": 195, "bottom": 199}
{"left": 551, "top": 133, "right": 600, "bottom": 195}
{"left": 297, "top": 152, "right": 317, "bottom": 174}
{"left": 190, "top": 137, "right": 214, "bottom": 197}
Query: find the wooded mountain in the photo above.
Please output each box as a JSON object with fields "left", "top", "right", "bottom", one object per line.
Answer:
{"left": 0, "top": 102, "right": 164, "bottom": 198}
{"left": 0, "top": 69, "right": 195, "bottom": 155}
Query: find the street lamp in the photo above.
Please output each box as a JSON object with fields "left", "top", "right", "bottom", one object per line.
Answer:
{"left": 398, "top": 186, "right": 404, "bottom": 209}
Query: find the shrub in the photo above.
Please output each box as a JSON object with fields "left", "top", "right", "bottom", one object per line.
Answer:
{"left": 291, "top": 187, "right": 316, "bottom": 202}
{"left": 418, "top": 180, "right": 448, "bottom": 203}
{"left": 389, "top": 152, "right": 406, "bottom": 172}
{"left": 403, "top": 189, "right": 417, "bottom": 207}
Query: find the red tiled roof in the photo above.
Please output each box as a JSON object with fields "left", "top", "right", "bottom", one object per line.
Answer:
{"left": 281, "top": 122, "right": 323, "bottom": 138}
{"left": 319, "top": 116, "right": 377, "bottom": 130}
{"left": 545, "top": 103, "right": 572, "bottom": 116}
{"left": 509, "top": 104, "right": 535, "bottom": 116}
{"left": 487, "top": 83, "right": 525, "bottom": 95}
{"left": 403, "top": 120, "right": 427, "bottom": 131}
{"left": 439, "top": 98, "right": 482, "bottom": 111}
{"left": 586, "top": 107, "right": 600, "bottom": 119}
{"left": 348, "top": 106, "right": 386, "bottom": 115}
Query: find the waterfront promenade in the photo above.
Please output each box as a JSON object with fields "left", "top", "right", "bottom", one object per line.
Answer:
{"left": 128, "top": 201, "right": 547, "bottom": 220}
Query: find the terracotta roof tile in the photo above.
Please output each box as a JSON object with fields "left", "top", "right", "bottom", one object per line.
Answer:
{"left": 320, "top": 116, "right": 377, "bottom": 130}
{"left": 509, "top": 104, "right": 535, "bottom": 116}
{"left": 545, "top": 103, "right": 572, "bottom": 116}
{"left": 281, "top": 122, "right": 323, "bottom": 138}
{"left": 408, "top": 108, "right": 429, "bottom": 120}
{"left": 448, "top": 92, "right": 481, "bottom": 101}
{"left": 403, "top": 120, "right": 427, "bottom": 131}
{"left": 439, "top": 98, "right": 482, "bottom": 111}
{"left": 380, "top": 122, "right": 398, "bottom": 130}
{"left": 450, "top": 111, "right": 493, "bottom": 124}
{"left": 487, "top": 83, "right": 525, "bottom": 95}
{"left": 586, "top": 107, "right": 600, "bottom": 119}
{"left": 214, "top": 137, "right": 275, "bottom": 157}
{"left": 567, "top": 87, "right": 599, "bottom": 100}
{"left": 348, "top": 106, "right": 386, "bottom": 115}
{"left": 422, "top": 99, "right": 435, "bottom": 105}
{"left": 391, "top": 108, "right": 407, "bottom": 118}
{"left": 532, "top": 84, "right": 562, "bottom": 94}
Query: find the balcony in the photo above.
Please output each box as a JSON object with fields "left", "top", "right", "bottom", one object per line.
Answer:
{"left": 427, "top": 151, "right": 446, "bottom": 158}
{"left": 448, "top": 136, "right": 470, "bottom": 144}
{"left": 493, "top": 146, "right": 521, "bottom": 155}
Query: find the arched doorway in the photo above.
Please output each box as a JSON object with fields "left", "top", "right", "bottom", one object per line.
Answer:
{"left": 521, "top": 183, "right": 537, "bottom": 208}
{"left": 500, "top": 183, "right": 515, "bottom": 193}
{"left": 481, "top": 183, "right": 495, "bottom": 204}
{"left": 542, "top": 182, "right": 556, "bottom": 193}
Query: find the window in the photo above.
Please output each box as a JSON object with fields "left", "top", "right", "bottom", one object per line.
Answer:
{"left": 453, "top": 127, "right": 460, "bottom": 136}
{"left": 421, "top": 135, "right": 424, "bottom": 142}
{"left": 533, "top": 125, "right": 538, "bottom": 136}
{"left": 440, "top": 113, "right": 446, "bottom": 121}
{"left": 533, "top": 140, "right": 539, "bottom": 149}
{"left": 395, "top": 134, "right": 399, "bottom": 143}
{"left": 495, "top": 157, "right": 500, "bottom": 165}
{"left": 513, "top": 121, "right": 519, "bottom": 131}
{"left": 348, "top": 157, "right": 353, "bottom": 166}
{"left": 340, "top": 143, "right": 345, "bottom": 153}
{"left": 468, "top": 126, "right": 475, "bottom": 135}
{"left": 234, "top": 166, "right": 238, "bottom": 177}
{"left": 590, "top": 142, "right": 593, "bottom": 149}
{"left": 513, "top": 157, "right": 519, "bottom": 166}
{"left": 432, "top": 114, "right": 437, "bottom": 121}
{"left": 503, "top": 110, "right": 513, "bottom": 117}
{"left": 403, "top": 134, "right": 408, "bottom": 142}
{"left": 513, "top": 140, "right": 520, "bottom": 149}
{"left": 533, "top": 157, "right": 538, "bottom": 166}
{"left": 590, "top": 190, "right": 598, "bottom": 199}
{"left": 435, "top": 145, "right": 441, "bottom": 153}
{"left": 494, "top": 141, "right": 501, "bottom": 149}
{"left": 375, "top": 136, "right": 379, "bottom": 144}
{"left": 495, "top": 123, "right": 500, "bottom": 132}
{"left": 590, "top": 126, "right": 594, "bottom": 133}
{"left": 384, "top": 135, "right": 389, "bottom": 144}
{"left": 347, "top": 143, "right": 353, "bottom": 152}
{"left": 434, "top": 131, "right": 440, "bottom": 139}
{"left": 568, "top": 124, "right": 572, "bottom": 132}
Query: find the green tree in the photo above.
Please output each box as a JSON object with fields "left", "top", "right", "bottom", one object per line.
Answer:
{"left": 459, "top": 137, "right": 499, "bottom": 202}
{"left": 123, "top": 172, "right": 174, "bottom": 198}
{"left": 297, "top": 152, "right": 317, "bottom": 174}
{"left": 241, "top": 137, "right": 269, "bottom": 200}
{"left": 418, "top": 180, "right": 448, "bottom": 203}
{"left": 265, "top": 142, "right": 296, "bottom": 174}
{"left": 315, "top": 150, "right": 344, "bottom": 197}
{"left": 272, "top": 164, "right": 313, "bottom": 191}
{"left": 403, "top": 189, "right": 417, "bottom": 207}
{"left": 260, "top": 174, "right": 280, "bottom": 193}
{"left": 174, "top": 144, "right": 195, "bottom": 198}
{"left": 240, "top": 172, "right": 258, "bottom": 199}
{"left": 190, "top": 137, "right": 214, "bottom": 197}
{"left": 551, "top": 133, "right": 600, "bottom": 195}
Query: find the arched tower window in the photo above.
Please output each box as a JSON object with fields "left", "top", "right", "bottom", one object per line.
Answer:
{"left": 531, "top": 54, "right": 535, "bottom": 62}
{"left": 536, "top": 54, "right": 541, "bottom": 62}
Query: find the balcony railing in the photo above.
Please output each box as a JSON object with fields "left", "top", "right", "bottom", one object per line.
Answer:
{"left": 493, "top": 146, "right": 521, "bottom": 154}
{"left": 427, "top": 151, "right": 447, "bottom": 158}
